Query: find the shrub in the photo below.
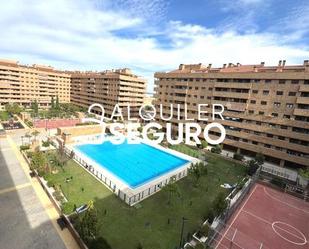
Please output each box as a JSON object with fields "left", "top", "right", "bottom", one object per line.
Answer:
{"left": 211, "top": 145, "right": 222, "bottom": 154}
{"left": 47, "top": 179, "right": 55, "bottom": 188}
{"left": 20, "top": 145, "right": 30, "bottom": 151}
{"left": 89, "top": 237, "right": 112, "bottom": 249}
{"left": 270, "top": 177, "right": 286, "bottom": 188}
{"left": 25, "top": 120, "right": 33, "bottom": 127}
{"left": 233, "top": 153, "right": 244, "bottom": 161}
{"left": 42, "top": 140, "right": 50, "bottom": 147}
{"left": 201, "top": 140, "right": 208, "bottom": 149}
{"left": 207, "top": 209, "right": 215, "bottom": 224}
{"left": 299, "top": 168, "right": 309, "bottom": 179}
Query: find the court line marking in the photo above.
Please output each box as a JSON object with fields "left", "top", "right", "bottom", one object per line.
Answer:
{"left": 214, "top": 185, "right": 258, "bottom": 249}
{"left": 263, "top": 187, "right": 309, "bottom": 214}
{"left": 272, "top": 221, "right": 307, "bottom": 245}
{"left": 0, "top": 182, "right": 32, "bottom": 195}
{"left": 242, "top": 209, "right": 307, "bottom": 242}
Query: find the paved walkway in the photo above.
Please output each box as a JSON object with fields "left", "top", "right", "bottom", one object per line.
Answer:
{"left": 0, "top": 135, "right": 79, "bottom": 249}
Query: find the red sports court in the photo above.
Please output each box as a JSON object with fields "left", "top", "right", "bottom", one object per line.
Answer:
{"left": 213, "top": 183, "right": 309, "bottom": 249}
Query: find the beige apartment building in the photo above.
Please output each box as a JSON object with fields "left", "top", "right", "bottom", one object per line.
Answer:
{"left": 0, "top": 59, "right": 70, "bottom": 109}
{"left": 0, "top": 59, "right": 146, "bottom": 118}
{"left": 70, "top": 69, "right": 146, "bottom": 118}
{"left": 154, "top": 61, "right": 309, "bottom": 168}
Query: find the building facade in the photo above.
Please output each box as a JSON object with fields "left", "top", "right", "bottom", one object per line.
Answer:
{"left": 0, "top": 59, "right": 70, "bottom": 110}
{"left": 70, "top": 69, "right": 146, "bottom": 118}
{"left": 154, "top": 61, "right": 309, "bottom": 168}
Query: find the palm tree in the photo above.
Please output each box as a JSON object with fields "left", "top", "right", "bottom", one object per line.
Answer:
{"left": 31, "top": 130, "right": 40, "bottom": 141}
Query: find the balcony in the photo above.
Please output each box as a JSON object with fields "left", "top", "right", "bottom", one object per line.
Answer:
{"left": 293, "top": 108, "right": 309, "bottom": 117}
{"left": 213, "top": 91, "right": 250, "bottom": 99}
{"left": 214, "top": 82, "right": 252, "bottom": 89}
{"left": 299, "top": 84, "right": 309, "bottom": 92}
{"left": 296, "top": 97, "right": 309, "bottom": 105}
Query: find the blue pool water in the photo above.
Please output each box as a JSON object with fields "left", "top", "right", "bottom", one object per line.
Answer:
{"left": 75, "top": 140, "right": 189, "bottom": 188}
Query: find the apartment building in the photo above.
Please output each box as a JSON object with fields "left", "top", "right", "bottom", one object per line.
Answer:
{"left": 0, "top": 59, "right": 70, "bottom": 109}
{"left": 154, "top": 61, "right": 309, "bottom": 168}
{"left": 70, "top": 69, "right": 146, "bottom": 118}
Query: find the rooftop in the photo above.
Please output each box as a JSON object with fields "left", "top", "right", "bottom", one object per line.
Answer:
{"left": 167, "top": 60, "right": 309, "bottom": 74}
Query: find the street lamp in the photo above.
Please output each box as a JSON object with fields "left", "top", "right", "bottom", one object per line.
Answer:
{"left": 179, "top": 217, "right": 188, "bottom": 249}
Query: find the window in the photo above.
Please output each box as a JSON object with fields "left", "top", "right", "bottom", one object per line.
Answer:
{"left": 278, "top": 136, "right": 285, "bottom": 140}
{"left": 261, "top": 101, "right": 267, "bottom": 105}
{"left": 252, "top": 90, "right": 258, "bottom": 94}
{"left": 254, "top": 79, "right": 260, "bottom": 83}
{"left": 286, "top": 103, "right": 293, "bottom": 109}
{"left": 195, "top": 87, "right": 198, "bottom": 90}
{"left": 283, "top": 115, "right": 290, "bottom": 119}
{"left": 209, "top": 87, "right": 213, "bottom": 91}
{"left": 259, "top": 111, "right": 264, "bottom": 115}
{"left": 272, "top": 113, "right": 278, "bottom": 117}
{"left": 280, "top": 125, "right": 288, "bottom": 129}
{"left": 291, "top": 80, "right": 299, "bottom": 84}
{"left": 263, "top": 90, "right": 269, "bottom": 95}
{"left": 279, "top": 80, "right": 286, "bottom": 84}
{"left": 264, "top": 144, "right": 271, "bottom": 148}
{"left": 267, "top": 134, "right": 273, "bottom": 138}
{"left": 305, "top": 80, "right": 309, "bottom": 85}
{"left": 265, "top": 79, "right": 272, "bottom": 83}
{"left": 274, "top": 102, "right": 281, "bottom": 107}
{"left": 276, "top": 91, "right": 283, "bottom": 95}
{"left": 288, "top": 92, "right": 296, "bottom": 96}
{"left": 250, "top": 100, "right": 256, "bottom": 104}
{"left": 248, "top": 110, "right": 254, "bottom": 114}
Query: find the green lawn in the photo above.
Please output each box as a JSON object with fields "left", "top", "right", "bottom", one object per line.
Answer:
{"left": 0, "top": 111, "right": 10, "bottom": 121}
{"left": 44, "top": 146, "right": 247, "bottom": 249}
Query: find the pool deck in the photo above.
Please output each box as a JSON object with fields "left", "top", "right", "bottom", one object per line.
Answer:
{"left": 65, "top": 134, "right": 199, "bottom": 205}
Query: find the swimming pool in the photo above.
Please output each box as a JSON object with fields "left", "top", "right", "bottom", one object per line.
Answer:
{"left": 74, "top": 140, "right": 189, "bottom": 188}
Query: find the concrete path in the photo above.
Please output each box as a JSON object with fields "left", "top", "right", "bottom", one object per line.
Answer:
{"left": 0, "top": 135, "right": 79, "bottom": 249}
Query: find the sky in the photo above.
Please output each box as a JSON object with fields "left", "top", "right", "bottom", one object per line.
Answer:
{"left": 0, "top": 0, "right": 309, "bottom": 93}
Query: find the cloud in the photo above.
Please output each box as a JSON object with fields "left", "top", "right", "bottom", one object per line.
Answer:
{"left": 0, "top": 0, "right": 308, "bottom": 94}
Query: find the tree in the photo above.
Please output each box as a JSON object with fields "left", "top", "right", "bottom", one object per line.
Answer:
{"left": 188, "top": 162, "right": 208, "bottom": 187}
{"left": 30, "top": 151, "right": 47, "bottom": 175}
{"left": 31, "top": 100, "right": 39, "bottom": 117}
{"left": 78, "top": 201, "right": 98, "bottom": 244}
{"left": 55, "top": 95, "right": 60, "bottom": 110}
{"left": 162, "top": 176, "right": 180, "bottom": 205}
{"left": 247, "top": 159, "right": 259, "bottom": 176}
{"left": 255, "top": 153, "right": 265, "bottom": 166}
{"left": 5, "top": 103, "right": 22, "bottom": 115}
{"left": 51, "top": 96, "right": 55, "bottom": 109}
{"left": 212, "top": 192, "right": 228, "bottom": 217}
